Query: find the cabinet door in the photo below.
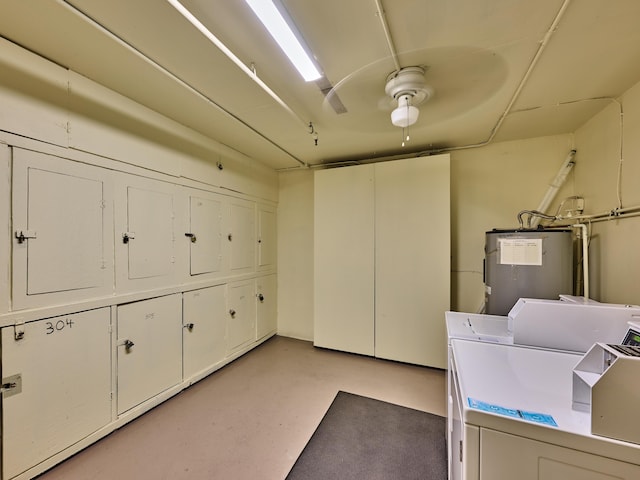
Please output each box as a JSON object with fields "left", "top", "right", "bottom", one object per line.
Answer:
{"left": 226, "top": 280, "right": 256, "bottom": 354}
{"left": 12, "top": 148, "right": 113, "bottom": 309}
{"left": 256, "top": 274, "right": 277, "bottom": 339}
{"left": 481, "top": 429, "right": 640, "bottom": 479}
{"left": 2, "top": 308, "right": 112, "bottom": 479}
{"left": 313, "top": 165, "right": 375, "bottom": 356}
{"left": 183, "top": 285, "right": 227, "bottom": 379}
{"left": 257, "top": 204, "right": 277, "bottom": 271}
{"left": 188, "top": 194, "right": 224, "bottom": 276}
{"left": 116, "top": 294, "right": 182, "bottom": 414}
{"left": 374, "top": 155, "right": 450, "bottom": 368}
{"left": 228, "top": 198, "right": 256, "bottom": 274}
{"left": 115, "top": 175, "right": 176, "bottom": 293}
{"left": 127, "top": 186, "right": 174, "bottom": 279}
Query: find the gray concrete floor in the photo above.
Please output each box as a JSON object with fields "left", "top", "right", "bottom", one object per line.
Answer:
{"left": 36, "top": 336, "right": 446, "bottom": 480}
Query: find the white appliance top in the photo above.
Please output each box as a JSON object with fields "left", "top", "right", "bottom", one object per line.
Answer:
{"left": 445, "top": 311, "right": 512, "bottom": 344}
{"left": 451, "top": 338, "right": 640, "bottom": 464}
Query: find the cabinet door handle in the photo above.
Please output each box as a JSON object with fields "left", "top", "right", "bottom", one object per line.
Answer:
{"left": 124, "top": 339, "right": 135, "bottom": 351}
{"left": 184, "top": 323, "right": 195, "bottom": 330}
{"left": 229, "top": 309, "right": 236, "bottom": 318}
{"left": 257, "top": 293, "right": 265, "bottom": 302}
{"left": 122, "top": 232, "right": 135, "bottom": 244}
{"left": 227, "top": 233, "right": 233, "bottom": 241}
{"left": 185, "top": 233, "right": 197, "bottom": 243}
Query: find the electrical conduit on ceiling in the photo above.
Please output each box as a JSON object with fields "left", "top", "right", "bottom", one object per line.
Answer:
{"left": 165, "top": 0, "right": 310, "bottom": 167}
{"left": 367, "top": 0, "right": 573, "bottom": 161}
{"left": 61, "top": 0, "right": 309, "bottom": 167}
{"left": 436, "top": 0, "right": 574, "bottom": 154}
{"left": 306, "top": 0, "right": 573, "bottom": 171}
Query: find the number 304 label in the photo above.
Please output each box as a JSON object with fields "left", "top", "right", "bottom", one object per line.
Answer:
{"left": 45, "top": 318, "right": 75, "bottom": 335}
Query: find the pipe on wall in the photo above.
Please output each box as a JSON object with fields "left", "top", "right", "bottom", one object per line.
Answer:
{"left": 530, "top": 149, "right": 577, "bottom": 228}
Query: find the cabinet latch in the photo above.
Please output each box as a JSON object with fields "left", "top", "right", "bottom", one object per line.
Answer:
{"left": 14, "top": 230, "right": 37, "bottom": 244}
{"left": 14, "top": 320, "right": 25, "bottom": 341}
{"left": 1, "top": 374, "right": 22, "bottom": 398}
{"left": 122, "top": 232, "right": 136, "bottom": 244}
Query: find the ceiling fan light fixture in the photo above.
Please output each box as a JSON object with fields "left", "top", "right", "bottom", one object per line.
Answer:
{"left": 385, "top": 66, "right": 432, "bottom": 130}
{"left": 391, "top": 94, "right": 419, "bottom": 127}
{"left": 245, "top": 0, "right": 322, "bottom": 82}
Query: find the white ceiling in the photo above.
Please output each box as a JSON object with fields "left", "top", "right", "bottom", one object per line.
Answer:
{"left": 1, "top": 0, "right": 640, "bottom": 170}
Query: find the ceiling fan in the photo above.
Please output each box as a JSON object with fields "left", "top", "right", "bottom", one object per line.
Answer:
{"left": 384, "top": 66, "right": 433, "bottom": 145}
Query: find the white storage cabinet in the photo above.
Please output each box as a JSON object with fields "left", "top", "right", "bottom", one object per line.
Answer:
{"left": 182, "top": 285, "right": 227, "bottom": 381}
{"left": 185, "top": 190, "right": 225, "bottom": 277}
{"left": 257, "top": 203, "right": 277, "bottom": 271}
{"left": 116, "top": 294, "right": 183, "bottom": 415}
{"left": 11, "top": 148, "right": 114, "bottom": 310}
{"left": 114, "top": 174, "right": 177, "bottom": 293}
{"left": 256, "top": 274, "right": 277, "bottom": 340}
{"left": 228, "top": 198, "right": 256, "bottom": 275}
{"left": 226, "top": 280, "right": 257, "bottom": 355}
{"left": 1, "top": 308, "right": 112, "bottom": 480}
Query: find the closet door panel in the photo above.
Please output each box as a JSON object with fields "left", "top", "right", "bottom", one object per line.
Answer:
{"left": 374, "top": 155, "right": 450, "bottom": 368}
{"left": 313, "top": 165, "right": 375, "bottom": 356}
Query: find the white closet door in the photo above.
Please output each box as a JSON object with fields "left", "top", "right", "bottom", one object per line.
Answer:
{"left": 314, "top": 165, "right": 375, "bottom": 356}
{"left": 374, "top": 155, "right": 450, "bottom": 368}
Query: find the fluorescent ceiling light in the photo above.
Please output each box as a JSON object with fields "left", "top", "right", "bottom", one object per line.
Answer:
{"left": 245, "top": 0, "right": 322, "bottom": 82}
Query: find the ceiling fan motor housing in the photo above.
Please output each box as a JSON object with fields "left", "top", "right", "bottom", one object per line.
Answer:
{"left": 385, "top": 66, "right": 433, "bottom": 105}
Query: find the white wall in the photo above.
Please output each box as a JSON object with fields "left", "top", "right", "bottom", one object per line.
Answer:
{"left": 573, "top": 82, "right": 640, "bottom": 304}
{"left": 277, "top": 169, "right": 315, "bottom": 340}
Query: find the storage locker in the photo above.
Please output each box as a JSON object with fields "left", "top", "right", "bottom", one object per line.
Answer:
{"left": 116, "top": 294, "right": 182, "bottom": 414}
{"left": 187, "top": 194, "right": 224, "bottom": 276}
{"left": 12, "top": 148, "right": 113, "bottom": 309}
{"left": 256, "top": 274, "right": 277, "bottom": 340}
{"left": 228, "top": 198, "right": 256, "bottom": 274}
{"left": 182, "top": 285, "right": 227, "bottom": 380}
{"left": 1, "top": 308, "right": 112, "bottom": 479}
{"left": 115, "top": 175, "right": 176, "bottom": 292}
{"left": 257, "top": 204, "right": 277, "bottom": 271}
{"left": 226, "top": 280, "right": 256, "bottom": 354}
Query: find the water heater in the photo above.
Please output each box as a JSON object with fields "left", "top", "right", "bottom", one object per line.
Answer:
{"left": 484, "top": 229, "right": 573, "bottom": 315}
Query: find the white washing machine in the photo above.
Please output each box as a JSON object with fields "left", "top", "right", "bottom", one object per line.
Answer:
{"left": 448, "top": 338, "right": 640, "bottom": 480}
